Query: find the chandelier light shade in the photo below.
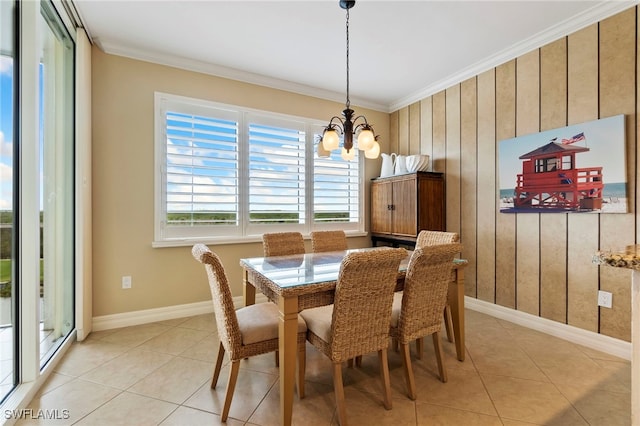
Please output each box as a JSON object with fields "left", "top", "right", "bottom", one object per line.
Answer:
{"left": 319, "top": 0, "right": 380, "bottom": 161}
{"left": 364, "top": 139, "right": 380, "bottom": 159}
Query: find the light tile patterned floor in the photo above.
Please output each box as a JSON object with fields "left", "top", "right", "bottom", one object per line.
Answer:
{"left": 17, "top": 309, "right": 630, "bottom": 425}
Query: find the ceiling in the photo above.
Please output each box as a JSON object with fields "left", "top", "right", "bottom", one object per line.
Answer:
{"left": 72, "top": 0, "right": 636, "bottom": 112}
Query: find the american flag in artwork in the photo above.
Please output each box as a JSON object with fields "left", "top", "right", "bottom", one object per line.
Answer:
{"left": 561, "top": 132, "right": 586, "bottom": 145}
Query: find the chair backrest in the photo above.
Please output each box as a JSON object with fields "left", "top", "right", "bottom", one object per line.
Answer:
{"left": 311, "top": 230, "right": 348, "bottom": 253}
{"left": 415, "top": 230, "right": 459, "bottom": 248}
{"left": 262, "top": 232, "right": 305, "bottom": 257}
{"left": 330, "top": 248, "right": 407, "bottom": 362}
{"left": 192, "top": 244, "right": 242, "bottom": 357}
{"left": 397, "top": 243, "right": 462, "bottom": 343}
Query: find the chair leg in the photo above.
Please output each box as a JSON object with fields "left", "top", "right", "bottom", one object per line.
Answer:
{"left": 415, "top": 337, "right": 424, "bottom": 360}
{"left": 392, "top": 337, "right": 399, "bottom": 352}
{"left": 444, "top": 304, "right": 454, "bottom": 343}
{"left": 432, "top": 331, "right": 448, "bottom": 383}
{"left": 347, "top": 355, "right": 362, "bottom": 368}
{"left": 332, "top": 362, "right": 348, "bottom": 426}
{"left": 211, "top": 342, "right": 225, "bottom": 388}
{"left": 378, "top": 349, "right": 393, "bottom": 410}
{"left": 297, "top": 343, "right": 306, "bottom": 399}
{"left": 221, "top": 360, "right": 240, "bottom": 422}
{"left": 275, "top": 350, "right": 279, "bottom": 367}
{"left": 399, "top": 343, "right": 416, "bottom": 400}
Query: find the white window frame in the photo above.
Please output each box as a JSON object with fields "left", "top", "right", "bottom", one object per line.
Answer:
{"left": 153, "top": 92, "right": 365, "bottom": 247}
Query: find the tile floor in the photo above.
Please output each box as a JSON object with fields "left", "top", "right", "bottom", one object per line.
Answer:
{"left": 1, "top": 299, "right": 61, "bottom": 401}
{"left": 18, "top": 309, "right": 630, "bottom": 425}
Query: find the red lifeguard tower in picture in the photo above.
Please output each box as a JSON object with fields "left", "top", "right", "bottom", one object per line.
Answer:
{"left": 514, "top": 138, "right": 604, "bottom": 210}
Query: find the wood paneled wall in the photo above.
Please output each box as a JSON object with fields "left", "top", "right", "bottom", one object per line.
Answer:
{"left": 389, "top": 7, "right": 638, "bottom": 341}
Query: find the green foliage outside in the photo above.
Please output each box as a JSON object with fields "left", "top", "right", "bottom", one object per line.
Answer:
{"left": 167, "top": 212, "right": 236, "bottom": 224}
{"left": 167, "top": 211, "right": 351, "bottom": 224}
{"left": 250, "top": 212, "right": 300, "bottom": 223}
{"left": 0, "top": 259, "right": 44, "bottom": 297}
{"left": 0, "top": 260, "right": 10, "bottom": 297}
{"left": 0, "top": 211, "right": 44, "bottom": 297}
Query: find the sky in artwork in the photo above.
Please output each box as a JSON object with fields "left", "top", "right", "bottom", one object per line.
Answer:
{"left": 499, "top": 114, "right": 626, "bottom": 191}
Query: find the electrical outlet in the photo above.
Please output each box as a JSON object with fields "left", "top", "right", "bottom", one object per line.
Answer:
{"left": 122, "top": 275, "right": 132, "bottom": 289}
{"left": 597, "top": 290, "right": 612, "bottom": 308}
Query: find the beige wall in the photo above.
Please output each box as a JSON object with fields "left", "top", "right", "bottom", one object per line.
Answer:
{"left": 92, "top": 6, "right": 640, "bottom": 338}
{"left": 391, "top": 7, "right": 638, "bottom": 342}
{"left": 91, "top": 49, "right": 389, "bottom": 317}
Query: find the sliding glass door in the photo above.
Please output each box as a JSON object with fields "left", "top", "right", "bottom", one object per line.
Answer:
{"left": 38, "top": 1, "right": 74, "bottom": 366}
{"left": 0, "top": 0, "right": 16, "bottom": 403}
{"left": 0, "top": 0, "right": 75, "bottom": 406}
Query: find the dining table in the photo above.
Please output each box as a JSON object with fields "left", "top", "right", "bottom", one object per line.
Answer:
{"left": 240, "top": 247, "right": 468, "bottom": 426}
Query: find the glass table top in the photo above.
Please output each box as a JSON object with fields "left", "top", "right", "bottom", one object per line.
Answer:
{"left": 240, "top": 247, "right": 468, "bottom": 290}
{"left": 240, "top": 247, "right": 408, "bottom": 289}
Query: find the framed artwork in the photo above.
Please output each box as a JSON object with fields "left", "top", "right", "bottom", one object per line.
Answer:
{"left": 499, "top": 114, "right": 626, "bottom": 213}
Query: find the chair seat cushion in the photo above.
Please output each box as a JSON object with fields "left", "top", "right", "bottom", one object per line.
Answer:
{"left": 390, "top": 292, "right": 403, "bottom": 327}
{"left": 236, "top": 303, "right": 307, "bottom": 345}
{"left": 299, "top": 304, "right": 334, "bottom": 343}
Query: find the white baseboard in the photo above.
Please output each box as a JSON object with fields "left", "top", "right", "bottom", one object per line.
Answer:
{"left": 92, "top": 300, "right": 214, "bottom": 331}
{"left": 92, "top": 295, "right": 629, "bottom": 361}
{"left": 91, "top": 295, "right": 270, "bottom": 332}
{"left": 465, "top": 296, "right": 632, "bottom": 361}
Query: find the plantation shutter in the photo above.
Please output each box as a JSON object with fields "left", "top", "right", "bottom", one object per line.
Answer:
{"left": 155, "top": 93, "right": 365, "bottom": 244}
{"left": 162, "top": 103, "right": 240, "bottom": 238}
{"left": 246, "top": 114, "right": 306, "bottom": 231}
{"left": 313, "top": 146, "right": 360, "bottom": 225}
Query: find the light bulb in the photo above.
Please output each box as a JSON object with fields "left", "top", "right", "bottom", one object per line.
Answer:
{"left": 341, "top": 146, "right": 356, "bottom": 161}
{"left": 322, "top": 129, "right": 340, "bottom": 151}
{"left": 364, "top": 140, "right": 380, "bottom": 159}
{"left": 357, "top": 129, "right": 375, "bottom": 151}
{"left": 317, "top": 142, "right": 330, "bottom": 158}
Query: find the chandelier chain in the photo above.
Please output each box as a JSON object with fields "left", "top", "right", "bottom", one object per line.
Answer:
{"left": 345, "top": 7, "right": 350, "bottom": 109}
{"left": 319, "top": 0, "right": 379, "bottom": 160}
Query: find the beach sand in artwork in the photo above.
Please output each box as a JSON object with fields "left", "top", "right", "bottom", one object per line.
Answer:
{"left": 499, "top": 197, "right": 627, "bottom": 213}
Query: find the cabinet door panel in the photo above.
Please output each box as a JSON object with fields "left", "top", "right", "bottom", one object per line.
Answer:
{"left": 418, "top": 176, "right": 446, "bottom": 231}
{"left": 392, "top": 178, "right": 418, "bottom": 236}
{"left": 371, "top": 181, "right": 392, "bottom": 234}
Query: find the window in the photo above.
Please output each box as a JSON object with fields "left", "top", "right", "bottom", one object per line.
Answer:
{"left": 39, "top": 1, "right": 75, "bottom": 366}
{"left": 154, "top": 93, "right": 364, "bottom": 245}
{"left": 535, "top": 157, "right": 559, "bottom": 173}
{"left": 314, "top": 148, "right": 360, "bottom": 225}
{"left": 0, "top": 0, "right": 76, "bottom": 412}
{"left": 0, "top": 0, "right": 16, "bottom": 404}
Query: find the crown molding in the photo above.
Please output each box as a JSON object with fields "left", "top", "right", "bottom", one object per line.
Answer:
{"left": 94, "top": 0, "right": 637, "bottom": 114}
{"left": 388, "top": 0, "right": 639, "bottom": 112}
{"left": 95, "top": 39, "right": 389, "bottom": 113}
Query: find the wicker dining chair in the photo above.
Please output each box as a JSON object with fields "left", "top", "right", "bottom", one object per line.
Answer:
{"left": 191, "top": 244, "right": 307, "bottom": 422}
{"left": 262, "top": 232, "right": 306, "bottom": 257}
{"left": 390, "top": 243, "right": 462, "bottom": 400}
{"left": 310, "top": 230, "right": 348, "bottom": 253}
{"left": 415, "top": 230, "right": 460, "bottom": 346}
{"left": 300, "top": 248, "right": 407, "bottom": 426}
{"left": 261, "top": 232, "right": 307, "bottom": 366}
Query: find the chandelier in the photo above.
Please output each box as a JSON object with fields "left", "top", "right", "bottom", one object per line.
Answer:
{"left": 319, "top": 0, "right": 380, "bottom": 161}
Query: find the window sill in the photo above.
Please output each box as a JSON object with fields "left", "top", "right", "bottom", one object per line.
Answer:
{"left": 152, "top": 231, "right": 370, "bottom": 248}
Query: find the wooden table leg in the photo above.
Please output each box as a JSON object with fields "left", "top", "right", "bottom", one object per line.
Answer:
{"left": 243, "top": 269, "right": 256, "bottom": 306}
{"left": 448, "top": 268, "right": 466, "bottom": 361}
{"left": 278, "top": 295, "right": 298, "bottom": 426}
